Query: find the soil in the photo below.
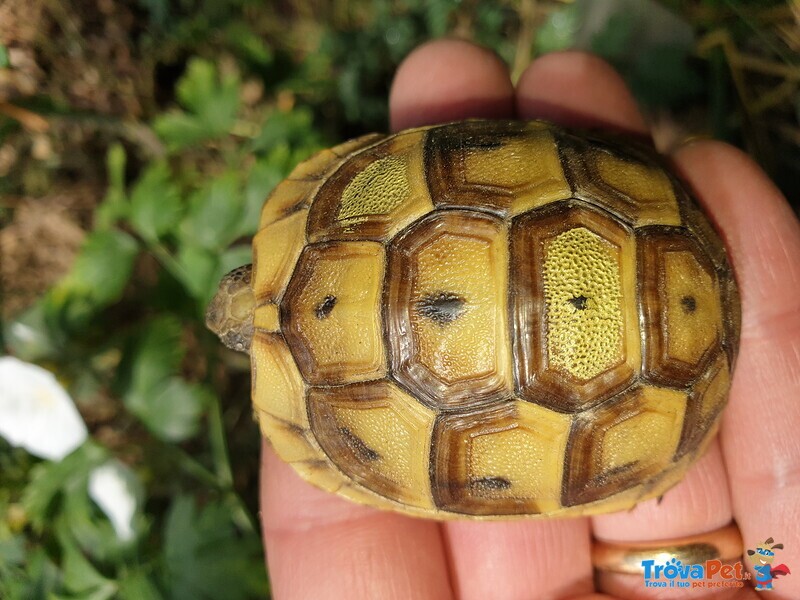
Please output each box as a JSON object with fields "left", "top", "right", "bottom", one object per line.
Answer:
{"left": 0, "top": 186, "right": 99, "bottom": 319}
{"left": 0, "top": 0, "right": 152, "bottom": 318}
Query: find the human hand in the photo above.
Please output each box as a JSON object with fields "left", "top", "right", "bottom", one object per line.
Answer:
{"left": 259, "top": 40, "right": 800, "bottom": 600}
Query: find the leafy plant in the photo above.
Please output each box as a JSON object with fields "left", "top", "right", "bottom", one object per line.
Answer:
{"left": 1, "top": 1, "right": 797, "bottom": 597}
{"left": 1, "top": 55, "right": 325, "bottom": 598}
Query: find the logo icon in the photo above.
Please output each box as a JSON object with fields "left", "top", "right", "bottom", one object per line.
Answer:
{"left": 747, "top": 537, "right": 791, "bottom": 591}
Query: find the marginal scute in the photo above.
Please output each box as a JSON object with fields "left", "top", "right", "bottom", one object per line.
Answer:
{"left": 259, "top": 179, "right": 317, "bottom": 230}
{"left": 559, "top": 132, "right": 681, "bottom": 227}
{"left": 511, "top": 201, "right": 640, "bottom": 412}
{"left": 639, "top": 228, "right": 722, "bottom": 386}
{"left": 677, "top": 188, "right": 729, "bottom": 270}
{"left": 386, "top": 210, "right": 513, "bottom": 409}
{"left": 307, "top": 381, "right": 436, "bottom": 509}
{"left": 282, "top": 240, "right": 386, "bottom": 385}
{"left": 251, "top": 331, "right": 306, "bottom": 427}
{"left": 252, "top": 209, "right": 308, "bottom": 303}
{"left": 288, "top": 149, "right": 342, "bottom": 181}
{"left": 307, "top": 131, "right": 434, "bottom": 242}
{"left": 431, "top": 400, "right": 572, "bottom": 515}
{"left": 720, "top": 268, "right": 742, "bottom": 368}
{"left": 425, "top": 120, "right": 571, "bottom": 215}
{"left": 677, "top": 354, "right": 730, "bottom": 458}
{"left": 253, "top": 302, "right": 280, "bottom": 332}
{"left": 250, "top": 331, "right": 321, "bottom": 464}
{"left": 564, "top": 385, "right": 687, "bottom": 506}
{"left": 329, "top": 132, "right": 385, "bottom": 157}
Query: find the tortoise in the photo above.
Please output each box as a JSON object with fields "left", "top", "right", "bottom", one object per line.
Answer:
{"left": 206, "top": 119, "right": 740, "bottom": 519}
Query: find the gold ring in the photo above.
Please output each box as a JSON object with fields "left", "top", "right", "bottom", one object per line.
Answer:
{"left": 592, "top": 523, "right": 744, "bottom": 574}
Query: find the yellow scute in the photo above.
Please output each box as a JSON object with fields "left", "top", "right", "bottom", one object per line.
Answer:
{"left": 413, "top": 231, "right": 510, "bottom": 386}
{"left": 600, "top": 387, "right": 686, "bottom": 472}
{"left": 468, "top": 401, "right": 571, "bottom": 513}
{"left": 663, "top": 250, "right": 722, "bottom": 366}
{"left": 543, "top": 227, "right": 624, "bottom": 381}
{"left": 252, "top": 209, "right": 307, "bottom": 302}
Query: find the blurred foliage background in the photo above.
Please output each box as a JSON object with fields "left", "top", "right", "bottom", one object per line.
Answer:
{"left": 0, "top": 0, "right": 798, "bottom": 597}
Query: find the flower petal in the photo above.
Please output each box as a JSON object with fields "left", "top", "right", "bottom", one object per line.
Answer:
{"left": 88, "top": 461, "right": 138, "bottom": 542}
{"left": 0, "top": 356, "right": 87, "bottom": 460}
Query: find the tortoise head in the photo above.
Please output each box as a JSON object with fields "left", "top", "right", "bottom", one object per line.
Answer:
{"left": 205, "top": 264, "right": 255, "bottom": 354}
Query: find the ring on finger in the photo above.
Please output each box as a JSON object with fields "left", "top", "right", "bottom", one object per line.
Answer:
{"left": 592, "top": 522, "right": 743, "bottom": 575}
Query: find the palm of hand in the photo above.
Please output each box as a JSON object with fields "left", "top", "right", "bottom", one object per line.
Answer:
{"left": 259, "top": 41, "right": 800, "bottom": 600}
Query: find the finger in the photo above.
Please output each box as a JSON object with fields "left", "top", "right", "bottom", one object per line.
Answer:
{"left": 260, "top": 444, "right": 454, "bottom": 600}
{"left": 593, "top": 442, "right": 738, "bottom": 599}
{"left": 444, "top": 51, "right": 650, "bottom": 600}
{"left": 515, "top": 51, "right": 649, "bottom": 138}
{"left": 446, "top": 519, "right": 594, "bottom": 599}
{"left": 389, "top": 39, "right": 514, "bottom": 131}
{"left": 673, "top": 141, "right": 800, "bottom": 598}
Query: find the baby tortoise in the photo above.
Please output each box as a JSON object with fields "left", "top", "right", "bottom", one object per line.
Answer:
{"left": 206, "top": 120, "right": 740, "bottom": 519}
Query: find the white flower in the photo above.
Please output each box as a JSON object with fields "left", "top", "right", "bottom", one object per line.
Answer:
{"left": 0, "top": 356, "right": 87, "bottom": 460}
{"left": 88, "top": 461, "right": 138, "bottom": 542}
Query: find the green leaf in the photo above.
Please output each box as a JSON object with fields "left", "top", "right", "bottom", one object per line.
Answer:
{"left": 51, "top": 588, "right": 118, "bottom": 600}
{"left": 424, "top": 0, "right": 458, "bottom": 37}
{"left": 119, "top": 316, "right": 207, "bottom": 442}
{"left": 152, "top": 112, "right": 208, "bottom": 152}
{"left": 0, "top": 45, "right": 8, "bottom": 69}
{"left": 17, "top": 547, "right": 61, "bottom": 599}
{"left": 251, "top": 107, "right": 321, "bottom": 155}
{"left": 58, "top": 488, "right": 127, "bottom": 567}
{"left": 117, "top": 570, "right": 163, "bottom": 600}
{"left": 219, "top": 246, "right": 252, "bottom": 279}
{"left": 107, "top": 143, "right": 126, "bottom": 193}
{"left": 152, "top": 59, "right": 240, "bottom": 151}
{"left": 224, "top": 22, "right": 273, "bottom": 66}
{"left": 2, "top": 302, "right": 61, "bottom": 361}
{"left": 96, "top": 145, "right": 129, "bottom": 229}
{"left": 163, "top": 496, "right": 267, "bottom": 600}
{"left": 590, "top": 11, "right": 635, "bottom": 61}
{"left": 22, "top": 444, "right": 107, "bottom": 532}
{"left": 0, "top": 536, "right": 25, "bottom": 570}
{"left": 120, "top": 315, "right": 184, "bottom": 401}
{"left": 237, "top": 160, "right": 284, "bottom": 238}
{"left": 535, "top": 3, "right": 582, "bottom": 54}
{"left": 179, "top": 173, "right": 242, "bottom": 250}
{"left": 60, "top": 533, "right": 113, "bottom": 594}
{"left": 127, "top": 377, "right": 208, "bottom": 442}
{"left": 129, "top": 163, "right": 182, "bottom": 242}
{"left": 52, "top": 229, "right": 139, "bottom": 310}
{"left": 176, "top": 59, "right": 219, "bottom": 115}
{"left": 175, "top": 244, "right": 219, "bottom": 302}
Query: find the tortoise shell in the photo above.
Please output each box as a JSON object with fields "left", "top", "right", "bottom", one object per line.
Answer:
{"left": 246, "top": 120, "right": 740, "bottom": 518}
